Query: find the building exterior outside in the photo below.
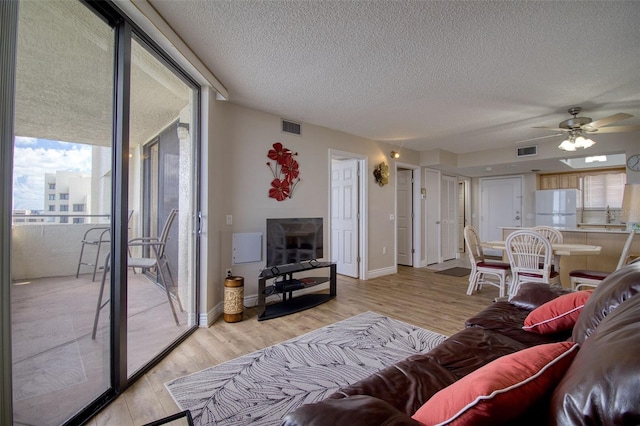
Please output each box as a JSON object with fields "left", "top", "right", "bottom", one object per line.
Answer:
{"left": 11, "top": 209, "right": 45, "bottom": 225}
{"left": 44, "top": 171, "right": 91, "bottom": 223}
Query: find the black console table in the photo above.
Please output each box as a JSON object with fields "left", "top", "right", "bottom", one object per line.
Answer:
{"left": 257, "top": 261, "right": 336, "bottom": 321}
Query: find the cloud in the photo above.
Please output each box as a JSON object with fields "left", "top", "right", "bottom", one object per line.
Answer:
{"left": 12, "top": 138, "right": 93, "bottom": 210}
{"left": 15, "top": 137, "right": 38, "bottom": 146}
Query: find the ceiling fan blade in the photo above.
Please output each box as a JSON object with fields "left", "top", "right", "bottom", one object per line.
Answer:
{"left": 532, "top": 126, "right": 569, "bottom": 132}
{"left": 582, "top": 113, "right": 632, "bottom": 130}
{"left": 515, "top": 133, "right": 563, "bottom": 144}
{"left": 585, "top": 125, "right": 640, "bottom": 134}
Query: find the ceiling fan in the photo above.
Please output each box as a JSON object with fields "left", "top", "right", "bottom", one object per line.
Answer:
{"left": 516, "top": 106, "right": 640, "bottom": 150}
{"left": 534, "top": 106, "right": 640, "bottom": 135}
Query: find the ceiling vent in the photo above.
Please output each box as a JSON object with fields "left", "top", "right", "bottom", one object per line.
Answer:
{"left": 281, "top": 119, "right": 301, "bottom": 136}
{"left": 516, "top": 145, "right": 537, "bottom": 158}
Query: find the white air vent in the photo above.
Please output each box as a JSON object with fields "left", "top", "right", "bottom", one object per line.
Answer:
{"left": 281, "top": 119, "right": 301, "bottom": 136}
{"left": 516, "top": 145, "right": 537, "bottom": 157}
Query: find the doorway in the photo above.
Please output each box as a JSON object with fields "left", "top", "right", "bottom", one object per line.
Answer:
{"left": 395, "top": 164, "right": 422, "bottom": 267}
{"left": 330, "top": 150, "right": 367, "bottom": 278}
{"left": 441, "top": 175, "right": 458, "bottom": 261}
{"left": 479, "top": 176, "right": 523, "bottom": 256}
{"left": 424, "top": 168, "right": 440, "bottom": 265}
{"left": 458, "top": 179, "right": 470, "bottom": 255}
{"left": 396, "top": 168, "right": 413, "bottom": 266}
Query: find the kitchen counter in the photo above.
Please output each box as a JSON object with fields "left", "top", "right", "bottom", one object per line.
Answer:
{"left": 499, "top": 226, "right": 629, "bottom": 234}
{"left": 497, "top": 227, "right": 639, "bottom": 287}
{"left": 576, "top": 223, "right": 627, "bottom": 230}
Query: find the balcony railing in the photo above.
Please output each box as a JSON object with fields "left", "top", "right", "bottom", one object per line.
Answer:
{"left": 12, "top": 215, "right": 113, "bottom": 280}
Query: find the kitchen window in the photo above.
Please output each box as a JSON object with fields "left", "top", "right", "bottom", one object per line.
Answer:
{"left": 583, "top": 172, "right": 626, "bottom": 209}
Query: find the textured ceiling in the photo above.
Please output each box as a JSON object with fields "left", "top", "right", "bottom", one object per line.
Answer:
{"left": 15, "top": 0, "right": 190, "bottom": 148}
{"left": 149, "top": 0, "right": 640, "bottom": 159}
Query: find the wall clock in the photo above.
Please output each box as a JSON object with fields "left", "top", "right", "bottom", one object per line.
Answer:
{"left": 627, "top": 154, "right": 640, "bottom": 171}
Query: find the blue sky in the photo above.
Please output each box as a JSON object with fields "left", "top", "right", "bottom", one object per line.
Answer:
{"left": 13, "top": 137, "right": 92, "bottom": 210}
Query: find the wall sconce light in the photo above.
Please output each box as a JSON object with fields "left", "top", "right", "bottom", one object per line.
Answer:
{"left": 390, "top": 151, "right": 400, "bottom": 159}
{"left": 177, "top": 122, "right": 190, "bottom": 140}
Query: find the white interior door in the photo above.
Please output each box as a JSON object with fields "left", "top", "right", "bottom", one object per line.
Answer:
{"left": 458, "top": 180, "right": 467, "bottom": 254}
{"left": 397, "top": 169, "right": 413, "bottom": 266}
{"left": 480, "top": 176, "right": 523, "bottom": 255}
{"left": 441, "top": 175, "right": 457, "bottom": 261}
{"left": 425, "top": 169, "right": 440, "bottom": 265}
{"left": 331, "top": 159, "right": 359, "bottom": 277}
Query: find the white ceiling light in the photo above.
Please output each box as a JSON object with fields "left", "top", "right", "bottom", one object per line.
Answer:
{"left": 585, "top": 155, "right": 607, "bottom": 163}
{"left": 558, "top": 130, "right": 595, "bottom": 151}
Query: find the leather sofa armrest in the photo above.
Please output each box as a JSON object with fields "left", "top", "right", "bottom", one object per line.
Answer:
{"left": 282, "top": 395, "right": 422, "bottom": 426}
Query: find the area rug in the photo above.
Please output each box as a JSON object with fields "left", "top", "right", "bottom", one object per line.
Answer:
{"left": 165, "top": 311, "right": 446, "bottom": 425}
{"left": 434, "top": 267, "right": 472, "bottom": 277}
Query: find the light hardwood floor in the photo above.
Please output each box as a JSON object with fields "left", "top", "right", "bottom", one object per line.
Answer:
{"left": 88, "top": 263, "right": 495, "bottom": 425}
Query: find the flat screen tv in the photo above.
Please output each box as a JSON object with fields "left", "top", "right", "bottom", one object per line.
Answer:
{"left": 266, "top": 218, "right": 323, "bottom": 267}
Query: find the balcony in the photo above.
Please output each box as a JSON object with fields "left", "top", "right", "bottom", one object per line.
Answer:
{"left": 10, "top": 220, "right": 191, "bottom": 426}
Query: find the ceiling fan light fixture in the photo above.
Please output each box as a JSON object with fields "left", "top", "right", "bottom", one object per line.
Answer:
{"left": 581, "top": 137, "right": 595, "bottom": 148}
{"left": 558, "top": 138, "right": 577, "bottom": 151}
{"left": 574, "top": 135, "right": 587, "bottom": 148}
{"left": 558, "top": 130, "right": 596, "bottom": 151}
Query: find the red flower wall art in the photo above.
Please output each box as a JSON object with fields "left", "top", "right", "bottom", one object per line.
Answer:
{"left": 266, "top": 142, "right": 300, "bottom": 201}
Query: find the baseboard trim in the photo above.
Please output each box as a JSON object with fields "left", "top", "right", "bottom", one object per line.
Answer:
{"left": 199, "top": 294, "right": 261, "bottom": 327}
{"left": 367, "top": 266, "right": 397, "bottom": 279}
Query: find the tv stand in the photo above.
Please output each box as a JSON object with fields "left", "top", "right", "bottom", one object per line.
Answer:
{"left": 257, "top": 262, "right": 336, "bottom": 321}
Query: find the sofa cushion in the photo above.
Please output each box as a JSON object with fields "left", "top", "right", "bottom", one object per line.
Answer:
{"left": 421, "top": 327, "right": 527, "bottom": 381}
{"left": 551, "top": 295, "right": 640, "bottom": 425}
{"left": 509, "top": 282, "right": 573, "bottom": 311}
{"left": 327, "top": 351, "right": 458, "bottom": 415}
{"left": 282, "top": 395, "right": 422, "bottom": 426}
{"left": 466, "top": 301, "right": 569, "bottom": 347}
{"left": 523, "top": 290, "right": 593, "bottom": 334}
{"left": 328, "top": 327, "right": 526, "bottom": 415}
{"left": 572, "top": 262, "right": 640, "bottom": 345}
{"left": 412, "top": 341, "right": 579, "bottom": 426}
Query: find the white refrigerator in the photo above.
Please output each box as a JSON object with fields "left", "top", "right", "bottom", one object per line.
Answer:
{"left": 535, "top": 189, "right": 581, "bottom": 229}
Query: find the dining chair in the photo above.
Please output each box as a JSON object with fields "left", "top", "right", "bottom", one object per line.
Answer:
{"left": 532, "top": 226, "right": 563, "bottom": 244}
{"left": 506, "top": 229, "right": 560, "bottom": 300}
{"left": 464, "top": 225, "right": 511, "bottom": 298}
{"left": 569, "top": 230, "right": 636, "bottom": 290}
{"left": 532, "top": 225, "right": 563, "bottom": 270}
{"left": 92, "top": 208, "right": 182, "bottom": 339}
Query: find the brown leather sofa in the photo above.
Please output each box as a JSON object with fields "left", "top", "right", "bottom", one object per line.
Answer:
{"left": 283, "top": 261, "right": 640, "bottom": 426}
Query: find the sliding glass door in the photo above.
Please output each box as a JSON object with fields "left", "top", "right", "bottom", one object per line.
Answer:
{"left": 125, "top": 36, "right": 197, "bottom": 377}
{"left": 8, "top": 1, "right": 199, "bottom": 423}
{"left": 11, "top": 2, "right": 114, "bottom": 424}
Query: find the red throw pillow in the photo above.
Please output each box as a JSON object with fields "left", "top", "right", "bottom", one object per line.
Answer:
{"left": 523, "top": 290, "right": 593, "bottom": 334}
{"left": 411, "top": 341, "right": 579, "bottom": 426}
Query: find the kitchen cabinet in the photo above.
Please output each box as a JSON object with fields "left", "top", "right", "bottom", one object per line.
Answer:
{"left": 540, "top": 175, "right": 559, "bottom": 190}
{"left": 539, "top": 173, "right": 580, "bottom": 190}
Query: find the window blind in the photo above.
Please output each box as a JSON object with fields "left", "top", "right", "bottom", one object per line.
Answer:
{"left": 583, "top": 172, "right": 626, "bottom": 208}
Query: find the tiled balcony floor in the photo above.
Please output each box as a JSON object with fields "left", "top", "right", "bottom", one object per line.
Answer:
{"left": 11, "top": 271, "right": 190, "bottom": 426}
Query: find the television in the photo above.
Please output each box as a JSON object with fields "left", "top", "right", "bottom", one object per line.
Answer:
{"left": 266, "top": 218, "right": 323, "bottom": 267}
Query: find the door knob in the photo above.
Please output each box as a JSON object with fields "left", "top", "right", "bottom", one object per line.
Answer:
{"left": 515, "top": 216, "right": 521, "bottom": 220}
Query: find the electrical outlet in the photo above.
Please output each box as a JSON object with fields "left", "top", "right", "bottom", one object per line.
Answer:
{"left": 383, "top": 247, "right": 387, "bottom": 255}
{"left": 226, "top": 268, "right": 232, "bottom": 277}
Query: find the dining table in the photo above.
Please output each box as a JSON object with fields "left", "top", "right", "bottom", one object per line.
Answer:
{"left": 480, "top": 240, "right": 602, "bottom": 287}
